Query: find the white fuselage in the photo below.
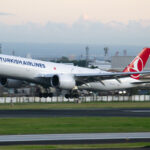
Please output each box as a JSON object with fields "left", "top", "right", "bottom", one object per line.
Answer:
{"left": 80, "top": 78, "right": 138, "bottom": 91}
{"left": 0, "top": 54, "right": 141, "bottom": 91}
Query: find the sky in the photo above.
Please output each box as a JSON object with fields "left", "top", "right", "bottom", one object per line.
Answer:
{"left": 1, "top": 0, "right": 150, "bottom": 25}
{"left": 0, "top": 0, "right": 150, "bottom": 45}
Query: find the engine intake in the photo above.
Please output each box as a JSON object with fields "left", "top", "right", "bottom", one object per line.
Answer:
{"left": 0, "top": 78, "right": 23, "bottom": 88}
{"left": 51, "top": 74, "right": 75, "bottom": 90}
{"left": 0, "top": 78, "right": 7, "bottom": 86}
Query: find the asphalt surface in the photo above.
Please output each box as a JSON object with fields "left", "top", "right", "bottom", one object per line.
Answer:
{"left": 0, "top": 109, "right": 150, "bottom": 148}
{"left": 0, "top": 108, "right": 150, "bottom": 117}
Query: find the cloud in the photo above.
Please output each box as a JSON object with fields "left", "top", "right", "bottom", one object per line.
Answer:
{"left": 0, "top": 17, "right": 150, "bottom": 46}
{"left": 0, "top": 12, "right": 14, "bottom": 16}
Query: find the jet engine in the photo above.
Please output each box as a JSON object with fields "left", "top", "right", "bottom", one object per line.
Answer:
{"left": 0, "top": 78, "right": 23, "bottom": 88}
{"left": 51, "top": 74, "right": 75, "bottom": 90}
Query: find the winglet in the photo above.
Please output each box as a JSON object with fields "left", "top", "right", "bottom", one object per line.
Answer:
{"left": 123, "top": 48, "right": 150, "bottom": 80}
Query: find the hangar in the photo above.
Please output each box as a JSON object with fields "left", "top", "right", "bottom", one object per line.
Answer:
{"left": 111, "top": 56, "right": 150, "bottom": 71}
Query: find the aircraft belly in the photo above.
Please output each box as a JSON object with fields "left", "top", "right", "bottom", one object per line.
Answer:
{"left": 80, "top": 79, "right": 134, "bottom": 91}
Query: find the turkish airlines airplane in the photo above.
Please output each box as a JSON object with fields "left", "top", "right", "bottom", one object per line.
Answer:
{"left": 0, "top": 47, "right": 150, "bottom": 98}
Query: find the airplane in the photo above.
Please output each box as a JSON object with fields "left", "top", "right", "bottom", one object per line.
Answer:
{"left": 0, "top": 47, "right": 150, "bottom": 98}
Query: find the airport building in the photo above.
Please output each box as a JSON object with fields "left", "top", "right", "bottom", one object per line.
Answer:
{"left": 88, "top": 60, "right": 111, "bottom": 70}
{"left": 88, "top": 56, "right": 150, "bottom": 72}
{"left": 111, "top": 56, "right": 150, "bottom": 71}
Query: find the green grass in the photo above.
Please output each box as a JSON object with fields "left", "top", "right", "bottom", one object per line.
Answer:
{"left": 1, "top": 101, "right": 150, "bottom": 109}
{"left": 0, "top": 117, "right": 150, "bottom": 135}
{"left": 0, "top": 142, "right": 150, "bottom": 150}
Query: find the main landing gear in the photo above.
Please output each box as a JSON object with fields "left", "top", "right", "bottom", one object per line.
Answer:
{"left": 65, "top": 93, "right": 79, "bottom": 99}
{"left": 37, "top": 86, "right": 54, "bottom": 98}
{"left": 65, "top": 89, "right": 80, "bottom": 99}
{"left": 39, "top": 92, "right": 53, "bottom": 98}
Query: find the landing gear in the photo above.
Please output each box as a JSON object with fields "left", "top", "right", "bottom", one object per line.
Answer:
{"left": 39, "top": 92, "right": 53, "bottom": 98}
{"left": 65, "top": 94, "right": 79, "bottom": 99}
{"left": 37, "top": 86, "right": 54, "bottom": 98}
{"left": 65, "top": 90, "right": 80, "bottom": 99}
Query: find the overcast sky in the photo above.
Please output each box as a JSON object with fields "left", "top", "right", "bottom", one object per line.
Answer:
{"left": 1, "top": 0, "right": 150, "bottom": 25}
{"left": 0, "top": 0, "right": 150, "bottom": 45}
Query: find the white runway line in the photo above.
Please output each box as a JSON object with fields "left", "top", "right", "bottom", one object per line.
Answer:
{"left": 0, "top": 132, "right": 150, "bottom": 142}
{"left": 125, "top": 110, "right": 150, "bottom": 113}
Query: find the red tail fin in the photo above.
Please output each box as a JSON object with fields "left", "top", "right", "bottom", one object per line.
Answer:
{"left": 123, "top": 48, "right": 150, "bottom": 80}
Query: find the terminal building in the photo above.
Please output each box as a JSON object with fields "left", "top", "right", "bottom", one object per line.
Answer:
{"left": 88, "top": 60, "right": 111, "bottom": 70}
{"left": 111, "top": 56, "right": 150, "bottom": 71}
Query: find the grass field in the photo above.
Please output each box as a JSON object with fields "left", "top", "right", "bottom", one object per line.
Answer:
{"left": 0, "top": 117, "right": 149, "bottom": 135}
{"left": 0, "top": 102, "right": 149, "bottom": 149}
{"left": 0, "top": 142, "right": 150, "bottom": 150}
{"left": 1, "top": 101, "right": 150, "bottom": 109}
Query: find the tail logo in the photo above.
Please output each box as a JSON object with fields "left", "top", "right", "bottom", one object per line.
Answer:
{"left": 127, "top": 56, "right": 143, "bottom": 78}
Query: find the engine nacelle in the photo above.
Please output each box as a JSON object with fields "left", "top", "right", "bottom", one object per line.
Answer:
{"left": 0, "top": 78, "right": 23, "bottom": 88}
{"left": 51, "top": 74, "right": 75, "bottom": 90}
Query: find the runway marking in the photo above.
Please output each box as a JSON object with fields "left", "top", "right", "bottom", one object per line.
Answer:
{"left": 125, "top": 110, "right": 150, "bottom": 113}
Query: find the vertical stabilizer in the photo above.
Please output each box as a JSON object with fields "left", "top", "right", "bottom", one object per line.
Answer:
{"left": 123, "top": 48, "right": 150, "bottom": 79}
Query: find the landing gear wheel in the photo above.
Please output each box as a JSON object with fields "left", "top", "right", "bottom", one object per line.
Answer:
{"left": 65, "top": 94, "right": 70, "bottom": 99}
{"left": 39, "top": 93, "right": 43, "bottom": 98}
{"left": 48, "top": 93, "right": 53, "bottom": 97}
{"left": 65, "top": 93, "right": 79, "bottom": 99}
{"left": 74, "top": 94, "right": 79, "bottom": 98}
{"left": 39, "top": 93, "right": 53, "bottom": 98}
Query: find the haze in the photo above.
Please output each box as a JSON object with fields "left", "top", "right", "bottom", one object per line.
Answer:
{"left": 0, "top": 0, "right": 150, "bottom": 48}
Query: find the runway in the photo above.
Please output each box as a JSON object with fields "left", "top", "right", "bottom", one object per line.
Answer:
{"left": 0, "top": 110, "right": 150, "bottom": 147}
{"left": 0, "top": 132, "right": 150, "bottom": 145}
{"left": 0, "top": 108, "right": 150, "bottom": 117}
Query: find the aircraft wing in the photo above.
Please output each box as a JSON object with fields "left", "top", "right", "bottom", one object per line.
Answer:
{"left": 37, "top": 71, "right": 150, "bottom": 83}
{"left": 75, "top": 71, "right": 150, "bottom": 78}
{"left": 74, "top": 71, "right": 150, "bottom": 83}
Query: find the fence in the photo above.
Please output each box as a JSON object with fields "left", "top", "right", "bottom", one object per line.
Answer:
{"left": 0, "top": 95, "right": 150, "bottom": 103}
